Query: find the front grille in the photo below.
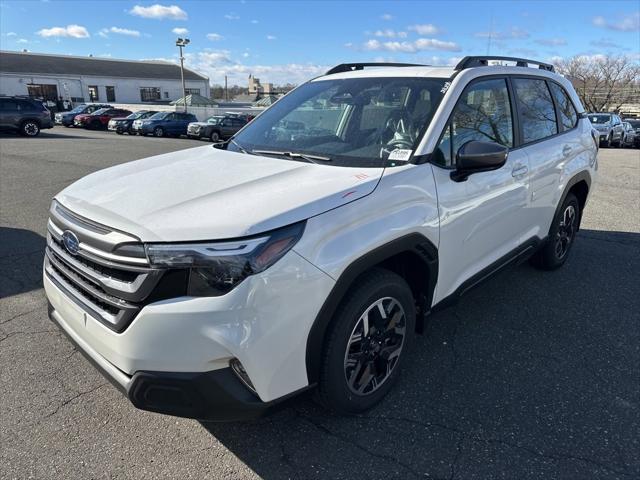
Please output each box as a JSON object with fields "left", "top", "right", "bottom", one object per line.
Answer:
{"left": 45, "top": 201, "right": 166, "bottom": 333}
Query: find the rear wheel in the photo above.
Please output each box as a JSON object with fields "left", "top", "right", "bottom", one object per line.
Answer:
{"left": 90, "top": 120, "right": 102, "bottom": 130}
{"left": 530, "top": 192, "right": 580, "bottom": 271}
{"left": 602, "top": 134, "right": 612, "bottom": 148}
{"left": 210, "top": 131, "right": 220, "bottom": 142}
{"left": 20, "top": 120, "right": 40, "bottom": 137}
{"left": 318, "top": 269, "right": 415, "bottom": 414}
{"left": 153, "top": 126, "right": 164, "bottom": 137}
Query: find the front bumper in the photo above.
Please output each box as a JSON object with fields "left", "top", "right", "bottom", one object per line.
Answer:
{"left": 48, "top": 301, "right": 292, "bottom": 421}
{"left": 44, "top": 248, "right": 334, "bottom": 419}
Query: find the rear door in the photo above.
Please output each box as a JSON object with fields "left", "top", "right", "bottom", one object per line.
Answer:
{"left": 431, "top": 76, "right": 531, "bottom": 302}
{"left": 0, "top": 99, "right": 21, "bottom": 129}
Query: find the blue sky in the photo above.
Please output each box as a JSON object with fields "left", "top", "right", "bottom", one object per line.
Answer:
{"left": 1, "top": 0, "right": 638, "bottom": 86}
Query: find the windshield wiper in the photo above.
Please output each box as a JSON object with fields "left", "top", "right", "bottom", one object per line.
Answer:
{"left": 252, "top": 149, "right": 332, "bottom": 164}
{"left": 228, "top": 138, "right": 252, "bottom": 154}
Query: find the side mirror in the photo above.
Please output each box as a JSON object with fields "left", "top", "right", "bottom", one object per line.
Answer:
{"left": 451, "top": 140, "right": 509, "bottom": 182}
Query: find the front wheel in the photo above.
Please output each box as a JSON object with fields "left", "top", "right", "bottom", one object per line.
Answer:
{"left": 153, "top": 127, "right": 164, "bottom": 137}
{"left": 318, "top": 269, "right": 415, "bottom": 414}
{"left": 210, "top": 131, "right": 221, "bottom": 142}
{"left": 20, "top": 120, "right": 40, "bottom": 137}
{"left": 530, "top": 192, "right": 580, "bottom": 271}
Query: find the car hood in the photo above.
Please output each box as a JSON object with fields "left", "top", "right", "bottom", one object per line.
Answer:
{"left": 55, "top": 146, "right": 384, "bottom": 242}
{"left": 111, "top": 117, "right": 131, "bottom": 122}
{"left": 190, "top": 122, "right": 214, "bottom": 127}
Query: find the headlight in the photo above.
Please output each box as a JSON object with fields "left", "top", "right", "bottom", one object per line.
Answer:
{"left": 145, "top": 222, "right": 305, "bottom": 296}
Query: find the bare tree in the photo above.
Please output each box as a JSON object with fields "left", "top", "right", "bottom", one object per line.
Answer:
{"left": 554, "top": 55, "right": 640, "bottom": 112}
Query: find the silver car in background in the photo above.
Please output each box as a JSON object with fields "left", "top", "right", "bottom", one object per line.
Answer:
{"left": 587, "top": 113, "right": 625, "bottom": 147}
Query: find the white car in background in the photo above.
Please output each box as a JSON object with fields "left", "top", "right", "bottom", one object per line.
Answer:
{"left": 44, "top": 56, "right": 597, "bottom": 421}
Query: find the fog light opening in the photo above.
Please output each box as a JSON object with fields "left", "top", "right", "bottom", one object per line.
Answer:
{"left": 230, "top": 358, "right": 257, "bottom": 394}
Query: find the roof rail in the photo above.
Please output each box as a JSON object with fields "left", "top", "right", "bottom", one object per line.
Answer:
{"left": 455, "top": 56, "right": 555, "bottom": 72}
{"left": 325, "top": 62, "right": 428, "bottom": 76}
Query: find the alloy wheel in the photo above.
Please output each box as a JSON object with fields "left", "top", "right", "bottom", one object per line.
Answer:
{"left": 555, "top": 204, "right": 576, "bottom": 259}
{"left": 23, "top": 122, "right": 39, "bottom": 136}
{"left": 343, "top": 297, "right": 406, "bottom": 396}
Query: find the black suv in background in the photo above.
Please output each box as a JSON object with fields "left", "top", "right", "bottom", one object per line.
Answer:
{"left": 187, "top": 114, "right": 249, "bottom": 142}
{"left": 54, "top": 103, "right": 112, "bottom": 127}
{"left": 623, "top": 118, "right": 640, "bottom": 147}
{"left": 108, "top": 110, "right": 158, "bottom": 134}
{"left": 0, "top": 96, "right": 53, "bottom": 136}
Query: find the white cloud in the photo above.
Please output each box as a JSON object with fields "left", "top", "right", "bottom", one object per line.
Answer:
{"left": 266, "top": 35, "right": 276, "bottom": 40}
{"left": 380, "top": 13, "right": 393, "bottom": 21}
{"left": 109, "top": 26, "right": 141, "bottom": 37}
{"left": 250, "top": 19, "right": 259, "bottom": 24}
{"left": 224, "top": 13, "right": 240, "bottom": 20}
{"left": 408, "top": 24, "right": 440, "bottom": 35}
{"left": 206, "top": 33, "right": 224, "bottom": 41}
{"left": 172, "top": 27, "right": 189, "bottom": 35}
{"left": 37, "top": 24, "right": 90, "bottom": 38}
{"left": 364, "top": 37, "right": 460, "bottom": 53}
{"left": 344, "top": 42, "right": 353, "bottom": 48}
{"left": 373, "top": 29, "right": 407, "bottom": 38}
{"left": 535, "top": 37, "right": 567, "bottom": 46}
{"left": 129, "top": 4, "right": 187, "bottom": 20}
{"left": 590, "top": 38, "right": 625, "bottom": 49}
{"left": 242, "top": 52, "right": 249, "bottom": 58}
{"left": 6, "top": 32, "right": 17, "bottom": 36}
{"left": 17, "top": 38, "right": 29, "bottom": 44}
{"left": 475, "top": 27, "right": 529, "bottom": 39}
{"left": 593, "top": 12, "right": 639, "bottom": 31}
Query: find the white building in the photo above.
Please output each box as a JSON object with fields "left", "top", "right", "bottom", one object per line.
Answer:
{"left": 0, "top": 50, "right": 209, "bottom": 104}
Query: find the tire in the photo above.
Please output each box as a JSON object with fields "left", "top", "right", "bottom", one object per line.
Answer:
{"left": 602, "top": 134, "right": 612, "bottom": 148}
{"left": 317, "top": 268, "right": 415, "bottom": 414}
{"left": 20, "top": 120, "right": 40, "bottom": 137}
{"left": 153, "top": 127, "right": 164, "bottom": 137}
{"left": 116, "top": 129, "right": 123, "bottom": 135}
{"left": 530, "top": 192, "right": 580, "bottom": 271}
{"left": 90, "top": 120, "right": 102, "bottom": 130}
{"left": 210, "top": 131, "right": 221, "bottom": 142}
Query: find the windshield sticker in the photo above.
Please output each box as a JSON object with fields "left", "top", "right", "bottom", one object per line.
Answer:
{"left": 440, "top": 81, "right": 452, "bottom": 94}
{"left": 388, "top": 149, "right": 412, "bottom": 162}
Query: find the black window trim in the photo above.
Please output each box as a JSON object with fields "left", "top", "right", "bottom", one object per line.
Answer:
{"left": 427, "top": 73, "right": 585, "bottom": 169}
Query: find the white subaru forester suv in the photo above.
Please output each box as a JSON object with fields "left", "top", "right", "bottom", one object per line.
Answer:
{"left": 44, "top": 57, "right": 598, "bottom": 421}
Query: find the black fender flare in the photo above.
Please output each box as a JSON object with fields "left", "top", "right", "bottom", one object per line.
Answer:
{"left": 305, "top": 233, "right": 438, "bottom": 384}
{"left": 554, "top": 170, "right": 592, "bottom": 230}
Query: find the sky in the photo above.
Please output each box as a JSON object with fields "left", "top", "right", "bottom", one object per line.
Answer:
{"left": 1, "top": 0, "right": 639, "bottom": 86}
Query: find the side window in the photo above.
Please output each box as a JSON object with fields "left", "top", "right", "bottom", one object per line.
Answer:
{"left": 0, "top": 100, "right": 20, "bottom": 111}
{"left": 434, "top": 78, "right": 513, "bottom": 167}
{"left": 513, "top": 78, "right": 557, "bottom": 143}
{"left": 549, "top": 83, "right": 577, "bottom": 131}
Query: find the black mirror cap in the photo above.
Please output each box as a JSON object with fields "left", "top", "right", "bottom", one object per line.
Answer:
{"left": 451, "top": 140, "right": 509, "bottom": 182}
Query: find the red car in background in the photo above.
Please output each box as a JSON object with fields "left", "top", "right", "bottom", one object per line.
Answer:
{"left": 74, "top": 107, "right": 133, "bottom": 129}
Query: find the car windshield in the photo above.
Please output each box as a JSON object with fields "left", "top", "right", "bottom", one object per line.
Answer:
{"left": 69, "top": 105, "right": 88, "bottom": 114}
{"left": 588, "top": 114, "right": 611, "bottom": 124}
{"left": 91, "top": 108, "right": 109, "bottom": 115}
{"left": 149, "top": 112, "right": 169, "bottom": 120}
{"left": 228, "top": 76, "right": 447, "bottom": 167}
{"left": 128, "top": 111, "right": 146, "bottom": 119}
{"left": 207, "top": 116, "right": 224, "bottom": 124}
{"left": 626, "top": 119, "right": 640, "bottom": 128}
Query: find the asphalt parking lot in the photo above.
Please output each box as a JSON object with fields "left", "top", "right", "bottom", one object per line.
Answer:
{"left": 1, "top": 127, "right": 639, "bottom": 480}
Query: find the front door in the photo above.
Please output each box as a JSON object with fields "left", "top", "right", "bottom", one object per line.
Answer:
{"left": 430, "top": 77, "right": 530, "bottom": 303}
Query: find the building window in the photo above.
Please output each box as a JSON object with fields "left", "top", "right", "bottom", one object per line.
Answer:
{"left": 185, "top": 88, "right": 200, "bottom": 96}
{"left": 88, "top": 85, "right": 99, "bottom": 102}
{"left": 26, "top": 83, "right": 58, "bottom": 101}
{"left": 106, "top": 86, "right": 116, "bottom": 103}
{"left": 140, "top": 87, "right": 161, "bottom": 102}
{"left": 164, "top": 91, "right": 169, "bottom": 99}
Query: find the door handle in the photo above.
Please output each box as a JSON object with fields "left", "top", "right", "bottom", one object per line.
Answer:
{"left": 511, "top": 164, "right": 528, "bottom": 178}
{"left": 562, "top": 145, "right": 572, "bottom": 156}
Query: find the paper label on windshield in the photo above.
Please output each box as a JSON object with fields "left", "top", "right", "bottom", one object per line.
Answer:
{"left": 388, "top": 149, "right": 412, "bottom": 162}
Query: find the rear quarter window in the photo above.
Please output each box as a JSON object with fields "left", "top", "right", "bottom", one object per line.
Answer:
{"left": 549, "top": 83, "right": 578, "bottom": 131}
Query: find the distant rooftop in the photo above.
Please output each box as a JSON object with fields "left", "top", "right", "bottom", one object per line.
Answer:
{"left": 0, "top": 50, "right": 208, "bottom": 81}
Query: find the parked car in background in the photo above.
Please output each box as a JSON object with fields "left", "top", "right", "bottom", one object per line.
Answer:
{"left": 74, "top": 108, "right": 132, "bottom": 129}
{"left": 108, "top": 110, "right": 158, "bottom": 135}
{"left": 133, "top": 111, "right": 197, "bottom": 137}
{"left": 55, "top": 103, "right": 112, "bottom": 127}
{"left": 0, "top": 95, "right": 53, "bottom": 136}
{"left": 622, "top": 120, "right": 638, "bottom": 148}
{"left": 187, "top": 114, "right": 248, "bottom": 142}
{"left": 587, "top": 113, "right": 625, "bottom": 147}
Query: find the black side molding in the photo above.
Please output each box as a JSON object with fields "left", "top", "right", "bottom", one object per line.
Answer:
{"left": 305, "top": 233, "right": 438, "bottom": 384}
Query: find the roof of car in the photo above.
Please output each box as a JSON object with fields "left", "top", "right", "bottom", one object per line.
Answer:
{"left": 312, "top": 66, "right": 455, "bottom": 81}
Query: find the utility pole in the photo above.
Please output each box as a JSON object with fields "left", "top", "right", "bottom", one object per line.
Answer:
{"left": 175, "top": 37, "right": 190, "bottom": 112}
{"left": 224, "top": 75, "right": 228, "bottom": 101}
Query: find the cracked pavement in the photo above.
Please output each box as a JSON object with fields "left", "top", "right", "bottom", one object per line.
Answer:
{"left": 1, "top": 128, "right": 639, "bottom": 479}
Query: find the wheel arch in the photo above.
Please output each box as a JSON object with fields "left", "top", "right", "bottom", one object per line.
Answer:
{"left": 305, "top": 233, "right": 438, "bottom": 384}
{"left": 559, "top": 170, "right": 591, "bottom": 230}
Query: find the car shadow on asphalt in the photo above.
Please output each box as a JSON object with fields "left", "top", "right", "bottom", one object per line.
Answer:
{"left": 0, "top": 227, "right": 46, "bottom": 298}
{"left": 0, "top": 132, "right": 102, "bottom": 140}
{"left": 201, "top": 229, "right": 640, "bottom": 479}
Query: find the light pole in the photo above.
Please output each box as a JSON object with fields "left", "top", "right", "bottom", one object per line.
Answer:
{"left": 175, "top": 37, "right": 190, "bottom": 112}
